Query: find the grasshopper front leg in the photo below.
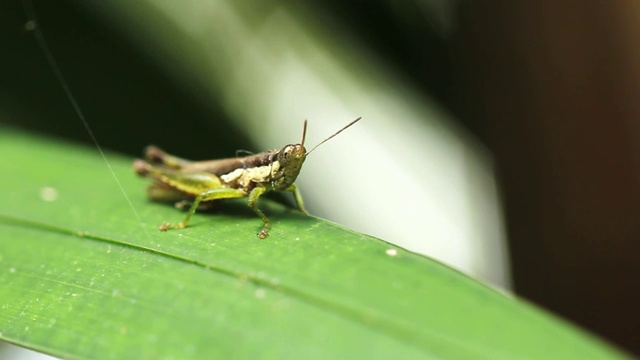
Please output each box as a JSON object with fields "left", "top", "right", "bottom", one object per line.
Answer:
{"left": 247, "top": 184, "right": 307, "bottom": 238}
{"left": 285, "top": 184, "right": 308, "bottom": 214}
{"left": 247, "top": 186, "right": 271, "bottom": 239}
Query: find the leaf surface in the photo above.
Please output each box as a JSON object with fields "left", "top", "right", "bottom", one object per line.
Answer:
{"left": 0, "top": 127, "right": 627, "bottom": 359}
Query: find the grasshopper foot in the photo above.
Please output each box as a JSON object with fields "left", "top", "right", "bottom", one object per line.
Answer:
{"left": 257, "top": 222, "right": 271, "bottom": 239}
{"left": 159, "top": 222, "right": 187, "bottom": 231}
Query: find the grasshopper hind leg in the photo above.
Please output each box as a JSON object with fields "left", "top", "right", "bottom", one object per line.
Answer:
{"left": 144, "top": 145, "right": 192, "bottom": 169}
{"left": 146, "top": 183, "right": 214, "bottom": 211}
{"left": 135, "top": 158, "right": 273, "bottom": 238}
{"left": 146, "top": 182, "right": 185, "bottom": 203}
{"left": 164, "top": 187, "right": 247, "bottom": 231}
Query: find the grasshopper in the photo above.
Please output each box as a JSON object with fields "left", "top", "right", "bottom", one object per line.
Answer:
{"left": 133, "top": 117, "right": 361, "bottom": 238}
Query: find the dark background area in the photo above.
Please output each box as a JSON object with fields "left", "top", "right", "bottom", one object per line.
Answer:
{"left": 1, "top": 0, "right": 639, "bottom": 355}
{"left": 0, "top": 0, "right": 247, "bottom": 159}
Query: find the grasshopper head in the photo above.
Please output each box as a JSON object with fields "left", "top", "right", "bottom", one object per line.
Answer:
{"left": 269, "top": 117, "right": 360, "bottom": 191}
{"left": 271, "top": 143, "right": 307, "bottom": 190}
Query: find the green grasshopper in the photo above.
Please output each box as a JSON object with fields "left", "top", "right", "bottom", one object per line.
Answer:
{"left": 133, "top": 118, "right": 361, "bottom": 238}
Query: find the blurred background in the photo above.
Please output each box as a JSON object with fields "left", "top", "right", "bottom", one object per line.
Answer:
{"left": 1, "top": 0, "right": 639, "bottom": 357}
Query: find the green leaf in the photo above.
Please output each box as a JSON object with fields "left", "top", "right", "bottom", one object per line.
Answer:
{"left": 0, "top": 127, "right": 628, "bottom": 359}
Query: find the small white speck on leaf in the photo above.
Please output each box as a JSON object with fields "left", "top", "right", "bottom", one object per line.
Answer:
{"left": 39, "top": 187, "right": 59, "bottom": 202}
{"left": 385, "top": 248, "right": 398, "bottom": 257}
{"left": 255, "top": 288, "right": 266, "bottom": 299}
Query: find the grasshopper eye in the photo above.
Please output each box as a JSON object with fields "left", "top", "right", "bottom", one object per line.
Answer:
{"left": 282, "top": 146, "right": 294, "bottom": 158}
{"left": 278, "top": 144, "right": 304, "bottom": 164}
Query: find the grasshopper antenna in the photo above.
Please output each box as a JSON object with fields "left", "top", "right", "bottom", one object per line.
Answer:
{"left": 22, "top": 0, "right": 150, "bottom": 238}
{"left": 306, "top": 117, "right": 362, "bottom": 155}
{"left": 301, "top": 120, "right": 308, "bottom": 147}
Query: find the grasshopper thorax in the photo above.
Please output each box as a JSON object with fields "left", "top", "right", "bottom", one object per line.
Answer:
{"left": 271, "top": 143, "right": 307, "bottom": 190}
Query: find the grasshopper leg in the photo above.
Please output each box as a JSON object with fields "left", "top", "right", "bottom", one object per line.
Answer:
{"left": 174, "top": 199, "right": 215, "bottom": 211}
{"left": 135, "top": 160, "right": 239, "bottom": 230}
{"left": 285, "top": 184, "right": 308, "bottom": 214}
{"left": 144, "top": 145, "right": 193, "bottom": 169}
{"left": 134, "top": 159, "right": 222, "bottom": 193}
{"left": 136, "top": 159, "right": 278, "bottom": 238}
{"left": 247, "top": 186, "right": 272, "bottom": 239}
{"left": 162, "top": 187, "right": 247, "bottom": 231}
{"left": 146, "top": 182, "right": 187, "bottom": 203}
